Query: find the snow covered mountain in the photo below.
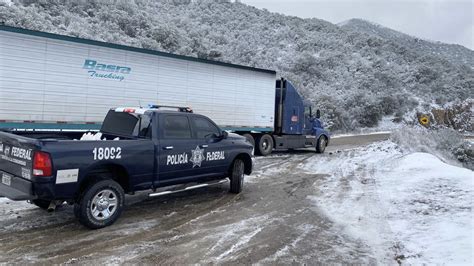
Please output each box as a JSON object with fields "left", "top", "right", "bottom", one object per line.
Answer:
{"left": 0, "top": 0, "right": 472, "bottom": 131}
{"left": 339, "top": 18, "right": 473, "bottom": 68}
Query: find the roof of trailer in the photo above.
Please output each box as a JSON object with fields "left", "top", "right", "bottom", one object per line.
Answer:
{"left": 0, "top": 25, "right": 276, "bottom": 75}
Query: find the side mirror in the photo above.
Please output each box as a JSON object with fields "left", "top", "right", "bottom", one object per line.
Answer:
{"left": 316, "top": 109, "right": 321, "bottom": 119}
{"left": 221, "top": 131, "right": 228, "bottom": 139}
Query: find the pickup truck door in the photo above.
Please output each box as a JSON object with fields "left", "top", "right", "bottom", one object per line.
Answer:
{"left": 157, "top": 114, "right": 198, "bottom": 182}
{"left": 191, "top": 116, "right": 229, "bottom": 176}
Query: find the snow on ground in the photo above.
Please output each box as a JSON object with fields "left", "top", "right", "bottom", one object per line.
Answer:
{"left": 331, "top": 116, "right": 403, "bottom": 137}
{"left": 0, "top": 197, "right": 36, "bottom": 221}
{"left": 1, "top": 136, "right": 472, "bottom": 264}
{"left": 383, "top": 153, "right": 473, "bottom": 264}
{"left": 303, "top": 141, "right": 473, "bottom": 264}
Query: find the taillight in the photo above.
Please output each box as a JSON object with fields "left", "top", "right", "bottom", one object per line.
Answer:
{"left": 33, "top": 151, "right": 52, "bottom": 177}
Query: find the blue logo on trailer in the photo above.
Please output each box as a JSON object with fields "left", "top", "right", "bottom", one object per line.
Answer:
{"left": 82, "top": 59, "right": 132, "bottom": 81}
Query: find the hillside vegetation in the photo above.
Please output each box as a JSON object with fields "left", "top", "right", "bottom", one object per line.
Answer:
{"left": 1, "top": 0, "right": 473, "bottom": 131}
{"left": 340, "top": 18, "right": 473, "bottom": 68}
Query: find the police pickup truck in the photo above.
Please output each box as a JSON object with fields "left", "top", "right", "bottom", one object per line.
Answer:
{"left": 0, "top": 106, "right": 253, "bottom": 229}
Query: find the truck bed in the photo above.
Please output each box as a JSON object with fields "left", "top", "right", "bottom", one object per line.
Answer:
{"left": 0, "top": 130, "right": 154, "bottom": 200}
{"left": 0, "top": 130, "right": 133, "bottom": 141}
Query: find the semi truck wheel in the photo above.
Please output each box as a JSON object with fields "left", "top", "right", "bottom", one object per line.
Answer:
{"left": 256, "top": 134, "right": 273, "bottom": 156}
{"left": 74, "top": 179, "right": 124, "bottom": 229}
{"left": 316, "top": 136, "right": 327, "bottom": 153}
{"left": 229, "top": 159, "right": 244, "bottom": 194}
{"left": 242, "top": 133, "right": 255, "bottom": 148}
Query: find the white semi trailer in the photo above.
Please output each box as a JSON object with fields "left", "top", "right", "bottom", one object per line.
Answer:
{"left": 0, "top": 25, "right": 275, "bottom": 132}
{"left": 0, "top": 25, "right": 329, "bottom": 155}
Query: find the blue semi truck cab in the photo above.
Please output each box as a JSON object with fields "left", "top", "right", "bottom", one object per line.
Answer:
{"left": 0, "top": 106, "right": 253, "bottom": 229}
{"left": 238, "top": 78, "right": 330, "bottom": 156}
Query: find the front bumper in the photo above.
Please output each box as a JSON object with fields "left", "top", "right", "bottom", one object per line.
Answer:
{"left": 0, "top": 170, "right": 35, "bottom": 200}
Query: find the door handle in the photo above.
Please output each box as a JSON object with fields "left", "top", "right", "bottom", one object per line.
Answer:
{"left": 200, "top": 144, "right": 209, "bottom": 148}
{"left": 163, "top": 146, "right": 174, "bottom": 150}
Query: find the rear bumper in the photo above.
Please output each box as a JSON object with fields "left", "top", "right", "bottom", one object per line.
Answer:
{"left": 0, "top": 170, "right": 35, "bottom": 200}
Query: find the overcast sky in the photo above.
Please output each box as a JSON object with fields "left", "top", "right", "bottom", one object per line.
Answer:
{"left": 243, "top": 0, "right": 473, "bottom": 50}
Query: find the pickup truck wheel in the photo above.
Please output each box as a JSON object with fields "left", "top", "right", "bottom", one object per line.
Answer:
{"left": 256, "top": 134, "right": 273, "bottom": 156}
{"left": 74, "top": 179, "right": 124, "bottom": 229}
{"left": 316, "top": 136, "right": 327, "bottom": 153}
{"left": 229, "top": 159, "right": 245, "bottom": 194}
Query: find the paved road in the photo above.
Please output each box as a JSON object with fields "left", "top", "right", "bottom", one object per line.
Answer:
{"left": 326, "top": 133, "right": 391, "bottom": 152}
{"left": 0, "top": 133, "right": 391, "bottom": 264}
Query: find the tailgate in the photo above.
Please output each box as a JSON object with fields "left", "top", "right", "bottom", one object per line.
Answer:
{"left": 0, "top": 131, "right": 38, "bottom": 180}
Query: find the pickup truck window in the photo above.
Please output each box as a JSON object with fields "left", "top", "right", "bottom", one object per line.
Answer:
{"left": 101, "top": 110, "right": 151, "bottom": 138}
{"left": 135, "top": 114, "right": 152, "bottom": 138}
{"left": 193, "top": 117, "right": 220, "bottom": 138}
{"left": 163, "top": 115, "right": 192, "bottom": 139}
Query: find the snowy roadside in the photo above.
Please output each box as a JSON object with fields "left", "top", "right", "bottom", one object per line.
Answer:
{"left": 0, "top": 135, "right": 472, "bottom": 264}
{"left": 330, "top": 116, "right": 401, "bottom": 137}
{"left": 303, "top": 140, "right": 473, "bottom": 264}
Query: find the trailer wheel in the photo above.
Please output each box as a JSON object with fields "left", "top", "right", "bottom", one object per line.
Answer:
{"left": 256, "top": 134, "right": 273, "bottom": 156}
{"left": 316, "top": 136, "right": 327, "bottom": 153}
{"left": 242, "top": 133, "right": 255, "bottom": 148}
{"left": 229, "top": 159, "right": 245, "bottom": 194}
{"left": 74, "top": 179, "right": 124, "bottom": 229}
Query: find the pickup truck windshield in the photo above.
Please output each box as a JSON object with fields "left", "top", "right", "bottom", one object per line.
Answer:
{"left": 101, "top": 110, "right": 151, "bottom": 138}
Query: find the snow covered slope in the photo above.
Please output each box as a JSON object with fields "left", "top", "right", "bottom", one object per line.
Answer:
{"left": 305, "top": 141, "right": 473, "bottom": 264}
{"left": 340, "top": 18, "right": 474, "bottom": 68}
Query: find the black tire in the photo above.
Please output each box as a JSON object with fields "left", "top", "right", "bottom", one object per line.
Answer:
{"left": 74, "top": 179, "right": 124, "bottom": 229}
{"left": 255, "top": 134, "right": 274, "bottom": 156}
{"left": 316, "top": 136, "right": 327, "bottom": 153}
{"left": 229, "top": 159, "right": 245, "bottom": 194}
{"left": 31, "top": 199, "right": 51, "bottom": 210}
{"left": 242, "top": 133, "right": 255, "bottom": 148}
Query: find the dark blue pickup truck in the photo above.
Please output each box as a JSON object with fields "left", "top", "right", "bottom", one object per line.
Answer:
{"left": 0, "top": 106, "right": 253, "bottom": 228}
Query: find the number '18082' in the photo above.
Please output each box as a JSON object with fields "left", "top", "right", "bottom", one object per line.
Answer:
{"left": 93, "top": 147, "right": 122, "bottom": 160}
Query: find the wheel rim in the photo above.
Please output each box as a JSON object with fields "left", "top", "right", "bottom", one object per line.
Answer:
{"left": 261, "top": 136, "right": 272, "bottom": 153}
{"left": 262, "top": 139, "right": 268, "bottom": 150}
{"left": 91, "top": 189, "right": 118, "bottom": 221}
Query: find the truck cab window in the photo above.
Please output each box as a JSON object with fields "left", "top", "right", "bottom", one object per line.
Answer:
{"left": 193, "top": 117, "right": 221, "bottom": 139}
{"left": 101, "top": 110, "right": 139, "bottom": 137}
{"left": 163, "top": 115, "right": 192, "bottom": 139}
{"left": 134, "top": 114, "right": 152, "bottom": 138}
{"left": 101, "top": 110, "right": 153, "bottom": 138}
